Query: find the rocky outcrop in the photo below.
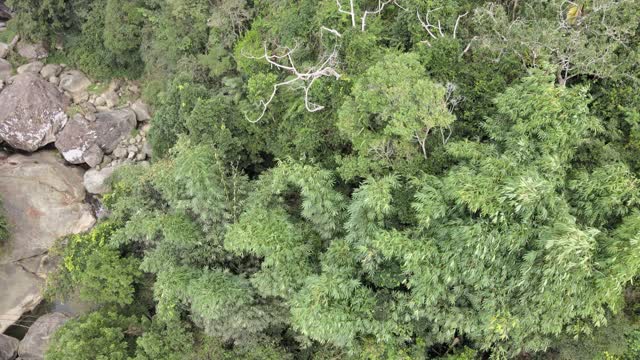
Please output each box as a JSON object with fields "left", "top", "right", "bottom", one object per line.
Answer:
{"left": 0, "top": 151, "right": 95, "bottom": 332}
{"left": 0, "top": 73, "right": 68, "bottom": 152}
{"left": 18, "top": 313, "right": 70, "bottom": 360}
{"left": 0, "top": 333, "right": 19, "bottom": 360}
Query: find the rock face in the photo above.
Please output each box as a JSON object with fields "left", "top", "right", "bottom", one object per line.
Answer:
{"left": 0, "top": 333, "right": 19, "bottom": 360}
{"left": 18, "top": 313, "right": 70, "bottom": 360}
{"left": 0, "top": 73, "right": 68, "bottom": 152}
{"left": 0, "top": 151, "right": 95, "bottom": 332}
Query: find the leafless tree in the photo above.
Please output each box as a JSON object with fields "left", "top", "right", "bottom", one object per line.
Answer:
{"left": 417, "top": 8, "right": 474, "bottom": 55}
{"left": 336, "top": 0, "right": 407, "bottom": 32}
{"left": 243, "top": 44, "right": 341, "bottom": 123}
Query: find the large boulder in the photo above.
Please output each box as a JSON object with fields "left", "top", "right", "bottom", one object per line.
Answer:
{"left": 0, "top": 73, "right": 68, "bottom": 152}
{"left": 131, "top": 99, "right": 151, "bottom": 121}
{"left": 0, "top": 42, "right": 8, "bottom": 59}
{"left": 0, "top": 57, "right": 11, "bottom": 81}
{"left": 83, "top": 165, "right": 119, "bottom": 194}
{"left": 95, "top": 108, "right": 136, "bottom": 153}
{"left": 39, "top": 64, "right": 61, "bottom": 79}
{"left": 54, "top": 114, "right": 97, "bottom": 164}
{"left": 59, "top": 70, "right": 91, "bottom": 102}
{"left": 0, "top": 333, "right": 19, "bottom": 360}
{"left": 17, "top": 61, "right": 44, "bottom": 75}
{"left": 15, "top": 41, "right": 48, "bottom": 61}
{"left": 0, "top": 151, "right": 95, "bottom": 332}
{"left": 18, "top": 313, "right": 70, "bottom": 360}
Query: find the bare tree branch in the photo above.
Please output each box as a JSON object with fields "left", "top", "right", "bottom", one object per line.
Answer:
{"left": 243, "top": 44, "right": 341, "bottom": 123}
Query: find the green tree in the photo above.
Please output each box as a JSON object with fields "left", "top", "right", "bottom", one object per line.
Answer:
{"left": 46, "top": 310, "right": 141, "bottom": 360}
{"left": 337, "top": 52, "right": 455, "bottom": 177}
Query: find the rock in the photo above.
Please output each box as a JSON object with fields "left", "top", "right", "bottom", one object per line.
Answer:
{"left": 112, "top": 146, "right": 127, "bottom": 159}
{"left": 131, "top": 100, "right": 151, "bottom": 121}
{"left": 127, "top": 151, "right": 135, "bottom": 159}
{"left": 0, "top": 2, "right": 11, "bottom": 21}
{"left": 0, "top": 58, "right": 11, "bottom": 81}
{"left": 0, "top": 79, "right": 4, "bottom": 92}
{"left": 94, "top": 109, "right": 136, "bottom": 153}
{"left": 0, "top": 73, "right": 68, "bottom": 152}
{"left": 108, "top": 79, "right": 122, "bottom": 93}
{"left": 101, "top": 155, "right": 112, "bottom": 166}
{"left": 16, "top": 41, "right": 48, "bottom": 61}
{"left": 0, "top": 152, "right": 95, "bottom": 332}
{"left": 48, "top": 76, "right": 59, "bottom": 84}
{"left": 94, "top": 95, "right": 106, "bottom": 106}
{"left": 18, "top": 313, "right": 70, "bottom": 360}
{"left": 40, "top": 63, "right": 62, "bottom": 79}
{"left": 81, "top": 102, "right": 96, "bottom": 114}
{"left": 54, "top": 114, "right": 96, "bottom": 164}
{"left": 83, "top": 165, "right": 120, "bottom": 194}
{"left": 102, "top": 90, "right": 119, "bottom": 108}
{"left": 127, "top": 83, "right": 140, "bottom": 93}
{"left": 59, "top": 70, "right": 91, "bottom": 98}
{"left": 135, "top": 134, "right": 142, "bottom": 143}
{"left": 135, "top": 152, "right": 146, "bottom": 161}
{"left": 129, "top": 138, "right": 136, "bottom": 145}
{"left": 83, "top": 144, "right": 103, "bottom": 168}
{"left": 84, "top": 112, "right": 96, "bottom": 122}
{"left": 127, "top": 144, "right": 137, "bottom": 153}
{"left": 17, "top": 61, "right": 44, "bottom": 74}
{"left": 0, "top": 42, "right": 8, "bottom": 59}
{"left": 72, "top": 90, "right": 89, "bottom": 104}
{"left": 141, "top": 141, "right": 152, "bottom": 158}
{"left": 0, "top": 333, "right": 19, "bottom": 360}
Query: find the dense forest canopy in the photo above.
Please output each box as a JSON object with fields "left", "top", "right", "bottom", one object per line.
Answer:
{"left": 5, "top": 0, "right": 640, "bottom": 358}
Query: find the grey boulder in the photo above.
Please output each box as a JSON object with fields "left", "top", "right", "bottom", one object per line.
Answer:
{"left": 131, "top": 99, "right": 151, "bottom": 121}
{"left": 15, "top": 41, "right": 48, "bottom": 61}
{"left": 0, "top": 152, "right": 95, "bottom": 332}
{"left": 18, "top": 313, "right": 70, "bottom": 360}
{"left": 0, "top": 58, "right": 11, "bottom": 81}
{"left": 0, "top": 334, "right": 19, "bottom": 360}
{"left": 59, "top": 70, "right": 91, "bottom": 101}
{"left": 95, "top": 108, "right": 136, "bottom": 153}
{"left": 16, "top": 61, "right": 44, "bottom": 75}
{"left": 83, "top": 165, "right": 119, "bottom": 194}
{"left": 0, "top": 42, "right": 8, "bottom": 59}
{"left": 39, "top": 64, "right": 62, "bottom": 79}
{"left": 0, "top": 73, "right": 68, "bottom": 152}
{"left": 54, "top": 114, "right": 97, "bottom": 164}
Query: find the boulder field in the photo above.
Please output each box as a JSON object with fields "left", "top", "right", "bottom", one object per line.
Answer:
{"left": 0, "top": 39, "right": 154, "bottom": 355}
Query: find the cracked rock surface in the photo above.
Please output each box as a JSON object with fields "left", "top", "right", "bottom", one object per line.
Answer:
{"left": 0, "top": 151, "right": 95, "bottom": 332}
